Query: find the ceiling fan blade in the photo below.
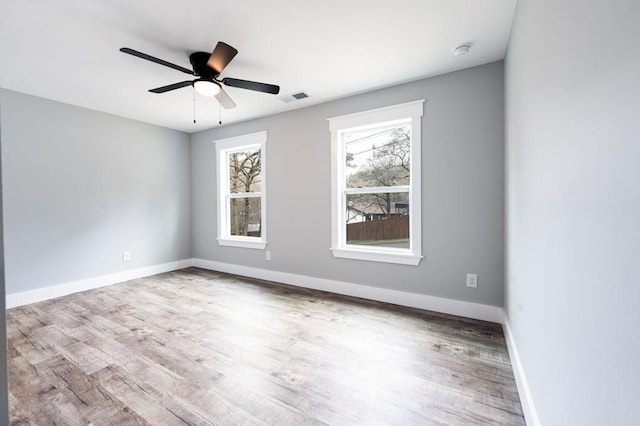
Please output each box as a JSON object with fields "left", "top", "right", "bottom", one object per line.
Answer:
{"left": 207, "top": 42, "right": 238, "bottom": 74}
{"left": 215, "top": 86, "right": 237, "bottom": 109}
{"left": 149, "top": 80, "right": 193, "bottom": 93}
{"left": 120, "top": 47, "right": 194, "bottom": 75}
{"left": 222, "top": 78, "right": 280, "bottom": 95}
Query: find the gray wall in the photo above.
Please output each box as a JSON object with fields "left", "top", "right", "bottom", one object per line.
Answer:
{"left": 505, "top": 0, "right": 640, "bottom": 424}
{"left": 0, "top": 88, "right": 9, "bottom": 424}
{"left": 192, "top": 62, "right": 505, "bottom": 306}
{"left": 0, "top": 89, "right": 192, "bottom": 295}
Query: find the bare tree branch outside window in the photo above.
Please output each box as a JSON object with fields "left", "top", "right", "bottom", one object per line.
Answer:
{"left": 346, "top": 127, "right": 410, "bottom": 218}
{"left": 228, "top": 149, "right": 262, "bottom": 236}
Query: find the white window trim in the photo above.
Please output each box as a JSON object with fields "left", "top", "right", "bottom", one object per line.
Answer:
{"left": 328, "top": 100, "right": 424, "bottom": 266}
{"left": 215, "top": 131, "right": 267, "bottom": 250}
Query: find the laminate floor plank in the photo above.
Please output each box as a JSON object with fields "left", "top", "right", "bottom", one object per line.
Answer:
{"left": 8, "top": 267, "right": 525, "bottom": 425}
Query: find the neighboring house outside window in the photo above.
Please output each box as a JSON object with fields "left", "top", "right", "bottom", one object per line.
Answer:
{"left": 328, "top": 100, "right": 424, "bottom": 265}
{"left": 215, "top": 131, "right": 267, "bottom": 249}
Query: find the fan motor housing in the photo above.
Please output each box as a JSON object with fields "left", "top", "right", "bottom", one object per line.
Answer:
{"left": 190, "top": 52, "right": 218, "bottom": 78}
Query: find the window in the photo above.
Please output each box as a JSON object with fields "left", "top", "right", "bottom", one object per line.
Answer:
{"left": 329, "top": 100, "right": 424, "bottom": 265}
{"left": 215, "top": 131, "right": 267, "bottom": 249}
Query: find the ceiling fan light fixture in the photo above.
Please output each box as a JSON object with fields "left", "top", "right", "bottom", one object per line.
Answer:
{"left": 194, "top": 80, "right": 220, "bottom": 97}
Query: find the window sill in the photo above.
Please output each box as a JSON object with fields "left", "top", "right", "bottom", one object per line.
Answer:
{"left": 330, "top": 247, "right": 422, "bottom": 266}
{"left": 218, "top": 238, "right": 266, "bottom": 250}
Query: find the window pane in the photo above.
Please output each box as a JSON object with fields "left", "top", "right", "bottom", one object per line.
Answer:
{"left": 228, "top": 148, "right": 262, "bottom": 193}
{"left": 230, "top": 197, "right": 262, "bottom": 237}
{"left": 345, "top": 124, "right": 411, "bottom": 189}
{"left": 345, "top": 192, "right": 409, "bottom": 248}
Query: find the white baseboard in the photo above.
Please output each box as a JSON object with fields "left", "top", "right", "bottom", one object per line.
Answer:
{"left": 7, "top": 258, "right": 502, "bottom": 323}
{"left": 5, "top": 256, "right": 505, "bottom": 325}
{"left": 502, "top": 312, "right": 540, "bottom": 426}
{"left": 193, "top": 258, "right": 503, "bottom": 323}
{"left": 6, "top": 259, "right": 195, "bottom": 309}
{"left": 6, "top": 257, "right": 535, "bottom": 423}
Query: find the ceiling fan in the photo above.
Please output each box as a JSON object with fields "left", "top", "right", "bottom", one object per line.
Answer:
{"left": 120, "top": 41, "right": 280, "bottom": 109}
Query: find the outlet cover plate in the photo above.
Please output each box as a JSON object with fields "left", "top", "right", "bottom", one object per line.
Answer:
{"left": 466, "top": 273, "right": 478, "bottom": 288}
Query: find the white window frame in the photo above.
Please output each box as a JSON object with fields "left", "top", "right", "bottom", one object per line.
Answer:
{"left": 328, "top": 100, "right": 424, "bottom": 265}
{"left": 215, "top": 131, "right": 267, "bottom": 250}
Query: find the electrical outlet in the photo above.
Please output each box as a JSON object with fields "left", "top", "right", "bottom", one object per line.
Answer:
{"left": 122, "top": 251, "right": 131, "bottom": 262}
{"left": 265, "top": 251, "right": 271, "bottom": 261}
{"left": 466, "top": 273, "right": 478, "bottom": 288}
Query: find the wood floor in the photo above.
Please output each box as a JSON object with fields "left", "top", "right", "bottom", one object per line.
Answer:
{"left": 7, "top": 268, "right": 525, "bottom": 425}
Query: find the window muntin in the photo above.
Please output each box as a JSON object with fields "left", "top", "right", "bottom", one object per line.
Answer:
{"left": 215, "top": 132, "right": 267, "bottom": 249}
{"left": 329, "top": 101, "right": 423, "bottom": 265}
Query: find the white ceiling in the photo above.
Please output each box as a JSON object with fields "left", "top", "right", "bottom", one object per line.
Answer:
{"left": 0, "top": 0, "right": 516, "bottom": 133}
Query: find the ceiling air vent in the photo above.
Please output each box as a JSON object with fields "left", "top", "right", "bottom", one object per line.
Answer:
{"left": 279, "top": 91, "right": 309, "bottom": 103}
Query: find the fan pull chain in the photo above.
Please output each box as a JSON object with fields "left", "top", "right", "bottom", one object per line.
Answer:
{"left": 219, "top": 101, "right": 222, "bottom": 126}
{"left": 193, "top": 86, "right": 196, "bottom": 124}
